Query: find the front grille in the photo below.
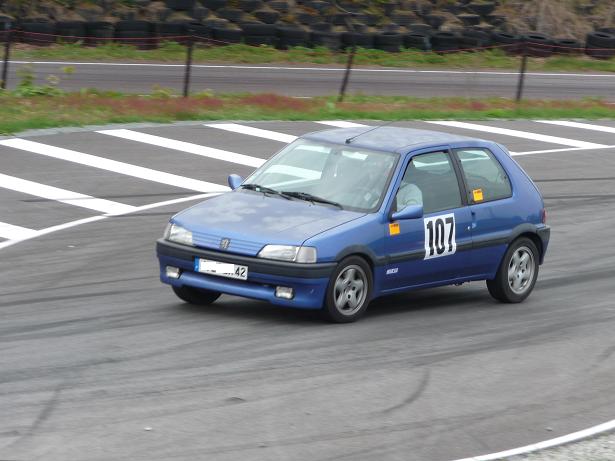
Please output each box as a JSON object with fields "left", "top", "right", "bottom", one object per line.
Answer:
{"left": 192, "top": 230, "right": 263, "bottom": 256}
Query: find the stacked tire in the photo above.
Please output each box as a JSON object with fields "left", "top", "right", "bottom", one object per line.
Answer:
{"left": 430, "top": 31, "right": 459, "bottom": 52}
{"left": 276, "top": 26, "right": 309, "bottom": 49}
{"left": 156, "top": 21, "right": 190, "bottom": 44}
{"left": 585, "top": 31, "right": 615, "bottom": 59}
{"left": 55, "top": 21, "right": 86, "bottom": 43}
{"left": 522, "top": 33, "right": 552, "bottom": 57}
{"left": 85, "top": 21, "right": 114, "bottom": 46}
{"left": 115, "top": 20, "right": 155, "bottom": 49}
{"left": 241, "top": 22, "right": 276, "bottom": 46}
{"left": 20, "top": 22, "right": 56, "bottom": 45}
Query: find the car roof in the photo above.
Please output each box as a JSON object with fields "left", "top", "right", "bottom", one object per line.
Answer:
{"left": 301, "top": 126, "right": 486, "bottom": 154}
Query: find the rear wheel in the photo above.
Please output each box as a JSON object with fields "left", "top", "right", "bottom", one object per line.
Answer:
{"left": 323, "top": 256, "right": 372, "bottom": 323}
{"left": 172, "top": 285, "right": 221, "bottom": 305}
{"left": 487, "top": 237, "right": 539, "bottom": 303}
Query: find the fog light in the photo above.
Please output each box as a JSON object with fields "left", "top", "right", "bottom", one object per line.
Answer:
{"left": 166, "top": 266, "right": 181, "bottom": 279}
{"left": 275, "top": 286, "right": 294, "bottom": 300}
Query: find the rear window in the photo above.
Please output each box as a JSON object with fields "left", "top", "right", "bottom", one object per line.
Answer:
{"left": 454, "top": 148, "right": 512, "bottom": 203}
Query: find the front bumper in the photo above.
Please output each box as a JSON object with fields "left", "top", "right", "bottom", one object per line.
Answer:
{"left": 156, "top": 239, "right": 335, "bottom": 309}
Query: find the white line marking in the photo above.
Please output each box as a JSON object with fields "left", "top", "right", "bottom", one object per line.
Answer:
{"left": 205, "top": 123, "right": 297, "bottom": 143}
{"left": 0, "top": 173, "right": 136, "bottom": 214}
{"left": 450, "top": 419, "right": 615, "bottom": 461}
{"left": 9, "top": 61, "right": 615, "bottom": 78}
{"left": 536, "top": 120, "right": 615, "bottom": 134}
{"left": 512, "top": 145, "right": 615, "bottom": 156}
{"left": 426, "top": 121, "right": 607, "bottom": 149}
{"left": 0, "top": 221, "right": 37, "bottom": 240}
{"left": 0, "top": 138, "right": 226, "bottom": 193}
{"left": 98, "top": 129, "right": 265, "bottom": 168}
{"left": 0, "top": 193, "right": 218, "bottom": 250}
{"left": 316, "top": 121, "right": 369, "bottom": 128}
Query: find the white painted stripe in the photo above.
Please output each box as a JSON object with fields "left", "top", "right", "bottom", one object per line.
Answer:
{"left": 98, "top": 129, "right": 264, "bottom": 168}
{"left": 536, "top": 120, "right": 615, "bottom": 134}
{"left": 0, "top": 193, "right": 217, "bottom": 251}
{"left": 512, "top": 145, "right": 615, "bottom": 156}
{"left": 450, "top": 419, "right": 615, "bottom": 461}
{"left": 0, "top": 173, "right": 135, "bottom": 215}
{"left": 316, "top": 121, "right": 369, "bottom": 128}
{"left": 0, "top": 138, "right": 226, "bottom": 193}
{"left": 205, "top": 123, "right": 297, "bottom": 143}
{"left": 0, "top": 221, "right": 37, "bottom": 240}
{"left": 426, "top": 121, "right": 606, "bottom": 149}
{"left": 9, "top": 61, "right": 615, "bottom": 78}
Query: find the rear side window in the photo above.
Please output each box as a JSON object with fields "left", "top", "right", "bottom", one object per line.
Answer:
{"left": 454, "top": 148, "right": 512, "bottom": 203}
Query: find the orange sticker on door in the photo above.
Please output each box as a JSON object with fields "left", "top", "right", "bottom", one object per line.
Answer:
{"left": 389, "top": 222, "right": 400, "bottom": 236}
{"left": 472, "top": 188, "right": 484, "bottom": 202}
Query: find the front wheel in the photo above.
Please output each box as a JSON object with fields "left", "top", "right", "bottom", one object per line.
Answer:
{"left": 172, "top": 285, "right": 221, "bottom": 305}
{"left": 487, "top": 237, "right": 539, "bottom": 303}
{"left": 323, "top": 256, "right": 373, "bottom": 323}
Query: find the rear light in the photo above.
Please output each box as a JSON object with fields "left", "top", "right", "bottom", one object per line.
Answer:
{"left": 541, "top": 208, "right": 547, "bottom": 224}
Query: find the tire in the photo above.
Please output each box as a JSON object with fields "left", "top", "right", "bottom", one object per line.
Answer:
{"left": 310, "top": 30, "right": 341, "bottom": 50}
{"left": 431, "top": 31, "right": 460, "bottom": 52}
{"left": 461, "top": 28, "right": 490, "bottom": 49}
{"left": 491, "top": 31, "right": 521, "bottom": 54}
{"left": 522, "top": 33, "right": 552, "bottom": 57}
{"left": 20, "top": 22, "right": 56, "bottom": 45}
{"left": 253, "top": 10, "right": 280, "bottom": 24}
{"left": 409, "top": 23, "right": 433, "bottom": 34}
{"left": 213, "top": 27, "right": 243, "bottom": 44}
{"left": 202, "top": 0, "right": 226, "bottom": 10}
{"left": 341, "top": 32, "right": 374, "bottom": 49}
{"left": 217, "top": 8, "right": 244, "bottom": 23}
{"left": 585, "top": 32, "right": 615, "bottom": 59}
{"left": 239, "top": 0, "right": 263, "bottom": 12}
{"left": 240, "top": 22, "right": 276, "bottom": 36}
{"left": 423, "top": 14, "right": 445, "bottom": 29}
{"left": 391, "top": 10, "right": 417, "bottom": 27}
{"left": 486, "top": 237, "right": 539, "bottom": 303}
{"left": 172, "top": 285, "right": 221, "bottom": 305}
{"left": 375, "top": 32, "right": 403, "bottom": 52}
{"left": 165, "top": 0, "right": 196, "bottom": 10}
{"left": 553, "top": 38, "right": 581, "bottom": 55}
{"left": 276, "top": 27, "right": 309, "bottom": 49}
{"left": 323, "top": 256, "right": 372, "bottom": 323}
{"left": 56, "top": 21, "right": 86, "bottom": 42}
{"left": 466, "top": 2, "right": 496, "bottom": 16}
{"left": 404, "top": 32, "right": 430, "bottom": 50}
{"left": 458, "top": 14, "right": 481, "bottom": 26}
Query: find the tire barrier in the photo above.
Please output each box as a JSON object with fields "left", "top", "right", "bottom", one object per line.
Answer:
{"left": 2, "top": 20, "right": 614, "bottom": 61}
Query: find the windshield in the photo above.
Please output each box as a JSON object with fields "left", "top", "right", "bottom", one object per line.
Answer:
{"left": 244, "top": 139, "right": 399, "bottom": 212}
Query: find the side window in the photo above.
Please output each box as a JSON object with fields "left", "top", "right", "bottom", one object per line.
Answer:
{"left": 395, "top": 151, "right": 462, "bottom": 214}
{"left": 455, "top": 148, "right": 512, "bottom": 203}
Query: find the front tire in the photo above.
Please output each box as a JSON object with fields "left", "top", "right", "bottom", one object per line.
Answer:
{"left": 487, "top": 237, "right": 539, "bottom": 303}
{"left": 172, "top": 285, "right": 221, "bottom": 305}
{"left": 323, "top": 256, "right": 373, "bottom": 323}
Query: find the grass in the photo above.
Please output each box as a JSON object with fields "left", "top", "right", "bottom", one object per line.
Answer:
{"left": 10, "top": 42, "right": 615, "bottom": 73}
{"left": 1, "top": 91, "right": 615, "bottom": 135}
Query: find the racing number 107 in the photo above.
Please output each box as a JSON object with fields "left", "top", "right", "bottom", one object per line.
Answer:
{"left": 424, "top": 213, "right": 456, "bottom": 260}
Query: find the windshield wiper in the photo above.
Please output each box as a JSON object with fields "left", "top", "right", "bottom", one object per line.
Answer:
{"left": 281, "top": 191, "right": 343, "bottom": 209}
{"left": 240, "top": 183, "right": 292, "bottom": 200}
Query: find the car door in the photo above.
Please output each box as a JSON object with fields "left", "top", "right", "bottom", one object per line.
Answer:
{"left": 452, "top": 147, "right": 514, "bottom": 277}
{"left": 382, "top": 149, "right": 474, "bottom": 291}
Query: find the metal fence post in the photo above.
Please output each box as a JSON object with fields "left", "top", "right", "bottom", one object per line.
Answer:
{"left": 1, "top": 22, "right": 12, "bottom": 90}
{"left": 183, "top": 38, "right": 194, "bottom": 98}
{"left": 515, "top": 42, "right": 528, "bottom": 103}
{"left": 338, "top": 15, "right": 356, "bottom": 103}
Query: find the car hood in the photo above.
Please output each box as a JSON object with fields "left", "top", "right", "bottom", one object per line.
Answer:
{"left": 173, "top": 190, "right": 365, "bottom": 256}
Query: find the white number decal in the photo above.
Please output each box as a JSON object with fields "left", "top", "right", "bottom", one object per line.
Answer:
{"left": 424, "top": 213, "right": 456, "bottom": 260}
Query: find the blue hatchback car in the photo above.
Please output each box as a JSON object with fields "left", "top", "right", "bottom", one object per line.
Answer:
{"left": 156, "top": 127, "right": 550, "bottom": 322}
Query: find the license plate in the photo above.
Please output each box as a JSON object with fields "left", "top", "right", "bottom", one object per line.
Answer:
{"left": 195, "top": 258, "right": 248, "bottom": 280}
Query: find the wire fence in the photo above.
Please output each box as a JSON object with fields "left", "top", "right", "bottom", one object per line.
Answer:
{"left": 2, "top": 26, "right": 615, "bottom": 101}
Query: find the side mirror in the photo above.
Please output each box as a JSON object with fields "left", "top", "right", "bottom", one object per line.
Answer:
{"left": 228, "top": 174, "right": 244, "bottom": 190}
{"left": 391, "top": 204, "right": 423, "bottom": 221}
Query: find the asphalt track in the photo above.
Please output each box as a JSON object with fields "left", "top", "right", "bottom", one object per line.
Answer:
{"left": 0, "top": 120, "right": 614, "bottom": 461}
{"left": 6, "top": 60, "right": 615, "bottom": 99}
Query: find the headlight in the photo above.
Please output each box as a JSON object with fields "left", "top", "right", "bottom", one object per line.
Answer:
{"left": 164, "top": 223, "right": 193, "bottom": 246}
{"left": 258, "top": 245, "right": 317, "bottom": 263}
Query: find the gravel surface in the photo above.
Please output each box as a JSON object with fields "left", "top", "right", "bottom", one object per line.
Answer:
{"left": 511, "top": 432, "right": 615, "bottom": 461}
